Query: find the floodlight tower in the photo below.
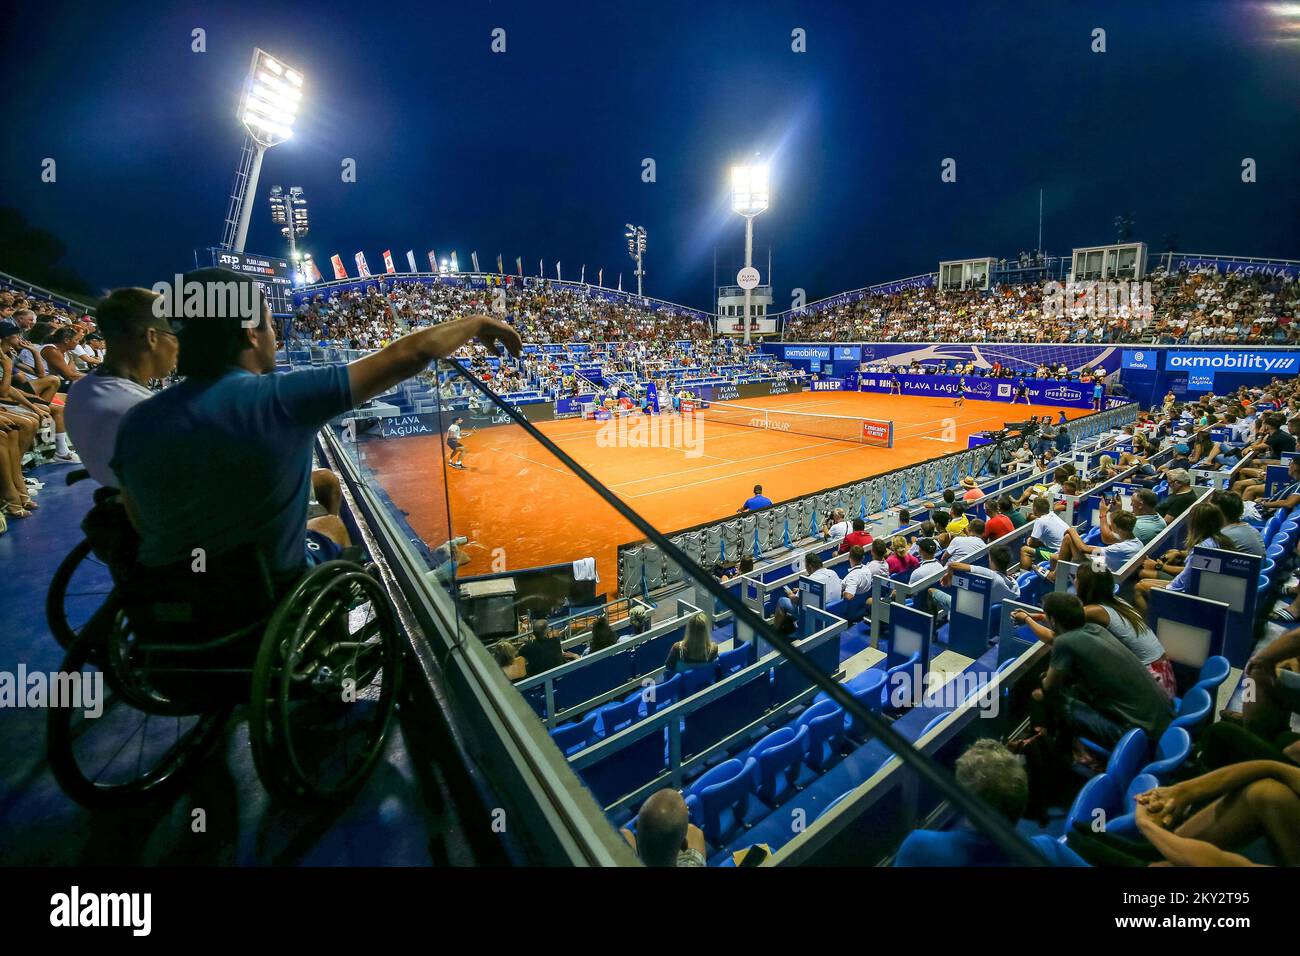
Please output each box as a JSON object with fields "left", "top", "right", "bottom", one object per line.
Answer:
{"left": 268, "top": 185, "right": 309, "bottom": 281}
{"left": 730, "top": 164, "right": 770, "bottom": 345}
{"left": 625, "top": 224, "right": 646, "bottom": 297}
{"left": 220, "top": 49, "right": 305, "bottom": 253}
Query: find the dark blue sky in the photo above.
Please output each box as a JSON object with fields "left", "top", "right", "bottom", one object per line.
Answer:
{"left": 3, "top": 0, "right": 1298, "bottom": 309}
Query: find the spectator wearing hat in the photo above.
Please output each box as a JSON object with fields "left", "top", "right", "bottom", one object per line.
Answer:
{"left": 959, "top": 475, "right": 982, "bottom": 502}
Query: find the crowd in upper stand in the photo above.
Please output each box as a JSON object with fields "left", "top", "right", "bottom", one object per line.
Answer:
{"left": 782, "top": 265, "right": 1300, "bottom": 345}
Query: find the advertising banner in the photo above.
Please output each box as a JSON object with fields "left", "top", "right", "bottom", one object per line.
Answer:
{"left": 1164, "top": 350, "right": 1300, "bottom": 376}
{"left": 856, "top": 373, "right": 1095, "bottom": 409}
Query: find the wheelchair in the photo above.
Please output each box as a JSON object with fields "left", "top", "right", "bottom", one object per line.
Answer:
{"left": 46, "top": 487, "right": 403, "bottom": 809}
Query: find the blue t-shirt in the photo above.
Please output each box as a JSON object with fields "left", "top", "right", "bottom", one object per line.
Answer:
{"left": 111, "top": 365, "right": 353, "bottom": 575}
{"left": 743, "top": 494, "right": 773, "bottom": 511}
{"left": 894, "top": 827, "right": 1088, "bottom": 867}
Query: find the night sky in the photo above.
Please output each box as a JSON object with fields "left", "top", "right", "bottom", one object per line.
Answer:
{"left": 2, "top": 0, "right": 1298, "bottom": 309}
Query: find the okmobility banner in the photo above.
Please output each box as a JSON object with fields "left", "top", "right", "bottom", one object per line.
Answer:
{"left": 856, "top": 373, "right": 1097, "bottom": 409}
{"left": 1164, "top": 350, "right": 1300, "bottom": 375}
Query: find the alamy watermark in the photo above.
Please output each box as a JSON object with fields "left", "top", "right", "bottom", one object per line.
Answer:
{"left": 596, "top": 409, "right": 705, "bottom": 457}
{"left": 0, "top": 665, "right": 103, "bottom": 718}
{"left": 1043, "top": 280, "right": 1153, "bottom": 321}
{"left": 151, "top": 274, "right": 263, "bottom": 327}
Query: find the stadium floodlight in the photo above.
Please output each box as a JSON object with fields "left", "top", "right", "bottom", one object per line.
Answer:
{"left": 624, "top": 224, "right": 647, "bottom": 297}
{"left": 730, "top": 164, "right": 770, "bottom": 217}
{"left": 221, "top": 49, "right": 306, "bottom": 254}
{"left": 730, "top": 163, "right": 770, "bottom": 344}
{"left": 268, "top": 185, "right": 309, "bottom": 281}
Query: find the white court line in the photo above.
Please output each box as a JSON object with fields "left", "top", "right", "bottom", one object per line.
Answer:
{"left": 624, "top": 442, "right": 872, "bottom": 499}
{"left": 609, "top": 436, "right": 852, "bottom": 488}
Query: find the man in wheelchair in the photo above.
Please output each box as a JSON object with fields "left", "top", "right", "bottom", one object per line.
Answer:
{"left": 47, "top": 269, "right": 522, "bottom": 805}
{"left": 106, "top": 268, "right": 520, "bottom": 623}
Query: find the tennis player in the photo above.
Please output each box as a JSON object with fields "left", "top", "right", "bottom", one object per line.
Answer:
{"left": 447, "top": 415, "right": 471, "bottom": 469}
{"left": 953, "top": 375, "right": 967, "bottom": 408}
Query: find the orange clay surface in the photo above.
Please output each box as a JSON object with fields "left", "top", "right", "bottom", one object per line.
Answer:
{"left": 358, "top": 391, "right": 1089, "bottom": 590}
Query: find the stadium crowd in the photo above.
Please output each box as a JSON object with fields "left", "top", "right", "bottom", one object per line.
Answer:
{"left": 783, "top": 265, "right": 1300, "bottom": 345}
{"left": 0, "top": 285, "right": 101, "bottom": 527}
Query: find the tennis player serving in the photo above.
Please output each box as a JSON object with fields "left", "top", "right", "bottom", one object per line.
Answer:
{"left": 447, "top": 415, "right": 472, "bottom": 469}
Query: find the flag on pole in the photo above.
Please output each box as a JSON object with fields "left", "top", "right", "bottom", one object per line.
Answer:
{"left": 580, "top": 264, "right": 585, "bottom": 285}
{"left": 355, "top": 252, "right": 371, "bottom": 277}
{"left": 556, "top": 261, "right": 561, "bottom": 280}
{"left": 471, "top": 251, "right": 480, "bottom": 272}
{"left": 382, "top": 250, "right": 396, "bottom": 274}
{"left": 305, "top": 258, "right": 323, "bottom": 283}
{"left": 598, "top": 268, "right": 603, "bottom": 287}
{"left": 405, "top": 250, "right": 417, "bottom": 273}
{"left": 450, "top": 251, "right": 460, "bottom": 273}
{"left": 428, "top": 250, "right": 437, "bottom": 273}
{"left": 497, "top": 254, "right": 504, "bottom": 275}
{"left": 538, "top": 259, "right": 543, "bottom": 278}
{"left": 516, "top": 256, "right": 522, "bottom": 277}
{"left": 330, "top": 254, "right": 347, "bottom": 280}
{"left": 618, "top": 273, "right": 623, "bottom": 292}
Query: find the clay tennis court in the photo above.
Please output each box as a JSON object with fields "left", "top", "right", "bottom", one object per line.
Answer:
{"left": 359, "top": 391, "right": 1088, "bottom": 589}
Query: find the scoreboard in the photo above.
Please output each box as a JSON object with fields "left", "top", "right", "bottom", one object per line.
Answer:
{"left": 208, "top": 249, "right": 294, "bottom": 315}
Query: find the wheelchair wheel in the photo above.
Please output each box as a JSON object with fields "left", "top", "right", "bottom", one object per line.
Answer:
{"left": 47, "top": 537, "right": 115, "bottom": 651}
{"left": 47, "top": 624, "right": 232, "bottom": 809}
{"left": 249, "top": 561, "right": 402, "bottom": 803}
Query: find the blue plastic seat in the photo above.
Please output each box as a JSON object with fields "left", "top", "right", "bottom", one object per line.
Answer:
{"left": 716, "top": 642, "right": 755, "bottom": 677}
{"left": 596, "top": 694, "right": 642, "bottom": 737}
{"left": 1169, "top": 686, "right": 1213, "bottom": 737}
{"left": 1062, "top": 772, "right": 1122, "bottom": 839}
{"left": 1099, "top": 772, "right": 1161, "bottom": 838}
{"left": 549, "top": 713, "right": 600, "bottom": 757}
{"left": 816, "top": 788, "right": 856, "bottom": 821}
{"left": 644, "top": 672, "right": 681, "bottom": 715}
{"left": 1139, "top": 726, "right": 1192, "bottom": 781}
{"left": 745, "top": 724, "right": 811, "bottom": 805}
{"left": 1102, "top": 727, "right": 1149, "bottom": 790}
{"left": 684, "top": 758, "right": 755, "bottom": 845}
{"left": 1187, "top": 655, "right": 1231, "bottom": 702}
{"left": 881, "top": 651, "right": 922, "bottom": 711}
{"left": 801, "top": 701, "right": 848, "bottom": 772}
{"left": 917, "top": 711, "right": 950, "bottom": 739}
{"left": 678, "top": 662, "right": 717, "bottom": 698}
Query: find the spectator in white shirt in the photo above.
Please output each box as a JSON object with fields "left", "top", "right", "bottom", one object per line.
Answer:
{"left": 930, "top": 546, "right": 1022, "bottom": 616}
{"left": 841, "top": 545, "right": 872, "bottom": 600}
{"left": 823, "top": 508, "right": 851, "bottom": 541}
{"left": 1020, "top": 496, "right": 1070, "bottom": 570}
{"left": 777, "top": 551, "right": 843, "bottom": 624}
{"left": 64, "top": 288, "right": 179, "bottom": 486}
{"left": 945, "top": 519, "right": 986, "bottom": 565}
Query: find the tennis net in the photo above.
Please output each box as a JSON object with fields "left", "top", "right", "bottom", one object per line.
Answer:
{"left": 700, "top": 400, "right": 893, "bottom": 447}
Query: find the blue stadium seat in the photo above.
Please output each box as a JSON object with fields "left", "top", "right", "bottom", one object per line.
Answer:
{"left": 1185, "top": 655, "right": 1231, "bottom": 703}
{"left": 644, "top": 672, "right": 681, "bottom": 715}
{"left": 1103, "top": 728, "right": 1149, "bottom": 791}
{"left": 678, "top": 662, "right": 717, "bottom": 698}
{"left": 684, "top": 758, "right": 755, "bottom": 845}
{"left": 1169, "top": 687, "right": 1213, "bottom": 737}
{"left": 800, "top": 701, "right": 848, "bottom": 772}
{"left": 1062, "top": 772, "right": 1122, "bottom": 840}
{"left": 813, "top": 667, "right": 887, "bottom": 737}
{"left": 1097, "top": 772, "right": 1161, "bottom": 839}
{"left": 816, "top": 788, "right": 856, "bottom": 822}
{"left": 717, "top": 642, "right": 755, "bottom": 677}
{"left": 745, "top": 724, "right": 812, "bottom": 805}
{"left": 882, "top": 652, "right": 922, "bottom": 711}
{"left": 1139, "top": 726, "right": 1192, "bottom": 781}
{"left": 549, "top": 713, "right": 600, "bottom": 757}
{"left": 596, "top": 694, "right": 643, "bottom": 738}
{"left": 918, "top": 711, "right": 950, "bottom": 739}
